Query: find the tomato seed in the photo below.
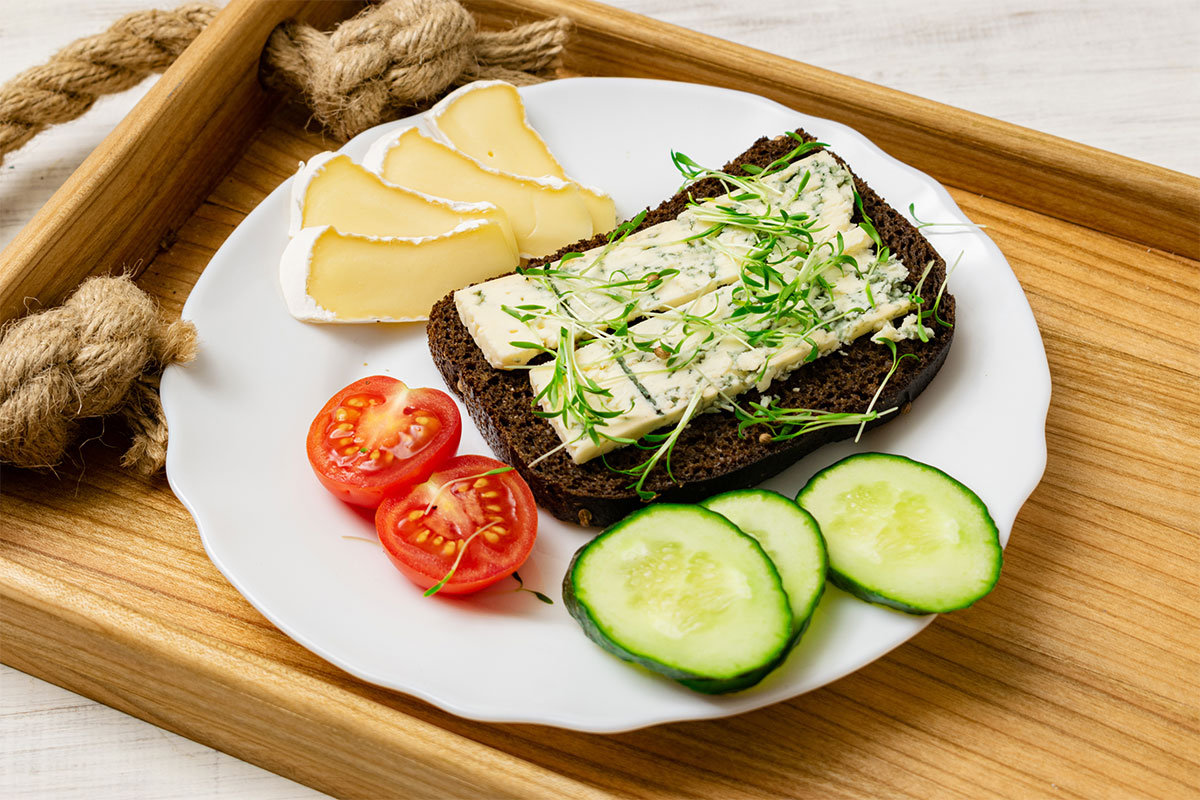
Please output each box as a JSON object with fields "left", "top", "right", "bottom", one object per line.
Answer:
{"left": 415, "top": 530, "right": 429, "bottom": 543}
{"left": 485, "top": 504, "right": 502, "bottom": 512}
{"left": 441, "top": 542, "right": 456, "bottom": 556}
{"left": 483, "top": 532, "right": 499, "bottom": 543}
{"left": 433, "top": 535, "right": 444, "bottom": 546}
{"left": 492, "top": 526, "right": 507, "bottom": 535}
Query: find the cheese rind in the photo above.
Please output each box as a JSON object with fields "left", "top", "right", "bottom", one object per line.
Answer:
{"left": 279, "top": 222, "right": 519, "bottom": 323}
{"left": 362, "top": 126, "right": 594, "bottom": 259}
{"left": 288, "top": 152, "right": 518, "bottom": 258}
{"left": 426, "top": 81, "right": 565, "bottom": 178}
{"left": 576, "top": 185, "right": 617, "bottom": 235}
{"left": 426, "top": 81, "right": 617, "bottom": 234}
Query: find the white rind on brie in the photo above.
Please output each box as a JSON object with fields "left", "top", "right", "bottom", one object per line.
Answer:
{"left": 361, "top": 125, "right": 575, "bottom": 192}
{"left": 287, "top": 151, "right": 505, "bottom": 239}
{"left": 425, "top": 80, "right": 565, "bottom": 176}
{"left": 425, "top": 81, "right": 617, "bottom": 235}
{"left": 279, "top": 225, "right": 343, "bottom": 323}
{"left": 288, "top": 151, "right": 336, "bottom": 238}
{"left": 279, "top": 219, "right": 515, "bottom": 324}
{"left": 362, "top": 125, "right": 594, "bottom": 259}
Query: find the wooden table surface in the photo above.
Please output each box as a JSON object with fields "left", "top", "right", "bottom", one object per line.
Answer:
{"left": 2, "top": 1, "right": 1197, "bottom": 798}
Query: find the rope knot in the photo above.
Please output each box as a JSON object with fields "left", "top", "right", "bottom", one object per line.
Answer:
{"left": 262, "top": 0, "right": 570, "bottom": 141}
{"left": 0, "top": 275, "right": 197, "bottom": 473}
{"left": 0, "top": 0, "right": 573, "bottom": 474}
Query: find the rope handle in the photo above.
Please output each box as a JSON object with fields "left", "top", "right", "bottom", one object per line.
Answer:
{"left": 0, "top": 0, "right": 571, "bottom": 474}
{"left": 0, "top": 0, "right": 570, "bottom": 165}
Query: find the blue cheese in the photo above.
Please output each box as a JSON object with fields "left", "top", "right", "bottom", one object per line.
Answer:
{"left": 530, "top": 248, "right": 918, "bottom": 463}
{"left": 456, "top": 151, "right": 857, "bottom": 368}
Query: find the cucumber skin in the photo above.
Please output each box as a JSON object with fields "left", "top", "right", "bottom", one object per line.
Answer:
{"left": 798, "top": 453, "right": 1002, "bottom": 615}
{"left": 677, "top": 612, "right": 817, "bottom": 694}
{"left": 562, "top": 504, "right": 792, "bottom": 686}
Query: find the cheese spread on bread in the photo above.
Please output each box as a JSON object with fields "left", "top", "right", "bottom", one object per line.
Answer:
{"left": 528, "top": 258, "right": 916, "bottom": 463}
{"left": 456, "top": 151, "right": 863, "bottom": 368}
{"left": 453, "top": 148, "right": 931, "bottom": 463}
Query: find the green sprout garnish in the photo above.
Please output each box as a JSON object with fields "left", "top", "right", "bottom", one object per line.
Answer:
{"left": 421, "top": 466, "right": 513, "bottom": 517}
{"left": 423, "top": 520, "right": 501, "bottom": 598}
{"left": 855, "top": 338, "right": 919, "bottom": 442}
{"left": 735, "top": 401, "right": 897, "bottom": 442}
{"left": 907, "top": 203, "right": 988, "bottom": 232}
{"left": 604, "top": 389, "right": 706, "bottom": 501}
{"left": 501, "top": 131, "right": 944, "bottom": 490}
{"left": 853, "top": 189, "right": 882, "bottom": 250}
{"left": 512, "top": 571, "right": 554, "bottom": 604}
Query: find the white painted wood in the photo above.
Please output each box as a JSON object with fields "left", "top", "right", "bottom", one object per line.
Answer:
{"left": 603, "top": 0, "right": 1200, "bottom": 178}
{"left": 0, "top": 668, "right": 329, "bottom": 799}
{"left": 2, "top": 1, "right": 1196, "bottom": 798}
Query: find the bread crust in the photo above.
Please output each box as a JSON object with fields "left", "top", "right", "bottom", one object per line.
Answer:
{"left": 428, "top": 131, "right": 955, "bottom": 527}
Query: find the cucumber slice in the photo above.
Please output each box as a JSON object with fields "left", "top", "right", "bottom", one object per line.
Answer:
{"left": 563, "top": 504, "right": 792, "bottom": 684}
{"left": 797, "top": 453, "right": 1001, "bottom": 614}
{"left": 701, "top": 489, "right": 827, "bottom": 641}
{"left": 684, "top": 490, "right": 828, "bottom": 693}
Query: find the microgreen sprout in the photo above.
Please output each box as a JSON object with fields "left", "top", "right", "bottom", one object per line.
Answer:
{"left": 512, "top": 571, "right": 554, "bottom": 604}
{"left": 907, "top": 203, "right": 987, "bottom": 232}
{"left": 735, "top": 401, "right": 897, "bottom": 442}
{"left": 340, "top": 536, "right": 381, "bottom": 546}
{"left": 531, "top": 326, "right": 633, "bottom": 445}
{"left": 422, "top": 466, "right": 513, "bottom": 517}
{"left": 423, "top": 520, "right": 502, "bottom": 597}
{"left": 853, "top": 189, "right": 882, "bottom": 250}
{"left": 605, "top": 389, "right": 706, "bottom": 500}
{"left": 855, "top": 338, "right": 919, "bottom": 442}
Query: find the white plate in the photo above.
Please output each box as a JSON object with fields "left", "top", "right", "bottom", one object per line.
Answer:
{"left": 162, "top": 78, "right": 1049, "bottom": 733}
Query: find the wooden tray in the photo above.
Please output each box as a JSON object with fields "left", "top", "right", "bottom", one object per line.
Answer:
{"left": 3, "top": 1, "right": 1197, "bottom": 797}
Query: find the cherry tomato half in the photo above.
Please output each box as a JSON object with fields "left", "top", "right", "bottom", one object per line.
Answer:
{"left": 376, "top": 455, "right": 538, "bottom": 595}
{"left": 306, "top": 376, "right": 461, "bottom": 507}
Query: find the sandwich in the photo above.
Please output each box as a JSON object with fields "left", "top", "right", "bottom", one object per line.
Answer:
{"left": 428, "top": 130, "right": 955, "bottom": 527}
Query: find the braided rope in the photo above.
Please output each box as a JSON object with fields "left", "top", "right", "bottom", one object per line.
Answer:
{"left": 0, "top": 4, "right": 217, "bottom": 164}
{"left": 0, "top": 0, "right": 570, "bottom": 162}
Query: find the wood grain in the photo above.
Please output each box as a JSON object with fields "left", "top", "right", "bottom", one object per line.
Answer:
{"left": 0, "top": 0, "right": 355, "bottom": 326}
{"left": 2, "top": 1, "right": 1199, "bottom": 798}
{"left": 4, "top": 98, "right": 1198, "bottom": 797}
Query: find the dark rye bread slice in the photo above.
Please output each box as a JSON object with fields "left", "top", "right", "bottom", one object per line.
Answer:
{"left": 428, "top": 131, "right": 955, "bottom": 527}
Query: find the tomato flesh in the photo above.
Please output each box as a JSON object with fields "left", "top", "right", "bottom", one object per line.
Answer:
{"left": 306, "top": 376, "right": 461, "bottom": 507}
{"left": 376, "top": 455, "right": 538, "bottom": 594}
